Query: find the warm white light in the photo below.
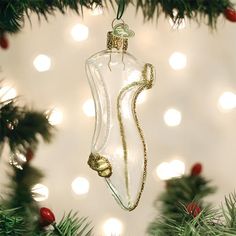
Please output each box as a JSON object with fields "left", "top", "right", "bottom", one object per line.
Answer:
{"left": 71, "top": 24, "right": 89, "bottom": 42}
{"left": 170, "top": 160, "right": 185, "bottom": 177}
{"left": 169, "top": 52, "right": 187, "bottom": 70}
{"left": 156, "top": 160, "right": 185, "bottom": 180}
{"left": 122, "top": 101, "right": 131, "bottom": 119}
{"left": 218, "top": 91, "right": 236, "bottom": 112}
{"left": 0, "top": 86, "right": 17, "bottom": 102}
{"left": 72, "top": 177, "right": 90, "bottom": 195}
{"left": 9, "top": 152, "right": 27, "bottom": 170}
{"left": 127, "top": 70, "right": 141, "bottom": 83}
{"left": 103, "top": 218, "right": 123, "bottom": 236}
{"left": 47, "top": 108, "right": 63, "bottom": 125}
{"left": 169, "top": 18, "right": 186, "bottom": 30}
{"left": 164, "top": 108, "right": 182, "bottom": 127}
{"left": 83, "top": 99, "right": 95, "bottom": 117}
{"left": 169, "top": 9, "right": 186, "bottom": 30}
{"left": 32, "top": 184, "right": 49, "bottom": 202}
{"left": 156, "top": 162, "right": 171, "bottom": 180}
{"left": 115, "top": 147, "right": 123, "bottom": 158}
{"left": 33, "top": 54, "right": 51, "bottom": 72}
{"left": 137, "top": 91, "right": 147, "bottom": 104}
{"left": 90, "top": 4, "right": 103, "bottom": 16}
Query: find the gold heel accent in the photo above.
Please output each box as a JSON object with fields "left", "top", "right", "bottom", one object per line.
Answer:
{"left": 88, "top": 153, "right": 112, "bottom": 178}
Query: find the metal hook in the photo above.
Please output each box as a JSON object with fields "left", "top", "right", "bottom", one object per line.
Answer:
{"left": 112, "top": 18, "right": 125, "bottom": 29}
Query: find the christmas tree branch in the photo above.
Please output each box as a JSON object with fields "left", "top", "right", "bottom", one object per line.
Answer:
{"left": 0, "top": 207, "right": 28, "bottom": 235}
{"left": 136, "top": 0, "right": 233, "bottom": 26}
{"left": 0, "top": 85, "right": 93, "bottom": 235}
{"left": 158, "top": 194, "right": 236, "bottom": 236}
{"left": 40, "top": 212, "right": 93, "bottom": 236}
{"left": 0, "top": 0, "right": 234, "bottom": 34}
{"left": 3, "top": 163, "right": 44, "bottom": 234}
{"left": 1, "top": 163, "right": 93, "bottom": 236}
{"left": 0, "top": 0, "right": 106, "bottom": 34}
{"left": 6, "top": 164, "right": 44, "bottom": 210}
{"left": 148, "top": 163, "right": 236, "bottom": 235}
{"left": 148, "top": 163, "right": 216, "bottom": 236}
{"left": 0, "top": 100, "right": 54, "bottom": 154}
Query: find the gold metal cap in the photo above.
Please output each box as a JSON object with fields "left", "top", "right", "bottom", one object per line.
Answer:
{"left": 107, "top": 31, "right": 128, "bottom": 51}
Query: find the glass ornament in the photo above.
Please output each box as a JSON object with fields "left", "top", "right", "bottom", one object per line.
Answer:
{"left": 85, "top": 21, "right": 155, "bottom": 211}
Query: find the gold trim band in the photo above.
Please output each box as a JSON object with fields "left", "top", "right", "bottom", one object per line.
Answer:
{"left": 107, "top": 32, "right": 128, "bottom": 51}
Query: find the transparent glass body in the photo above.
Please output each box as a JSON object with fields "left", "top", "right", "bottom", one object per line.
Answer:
{"left": 86, "top": 48, "right": 154, "bottom": 210}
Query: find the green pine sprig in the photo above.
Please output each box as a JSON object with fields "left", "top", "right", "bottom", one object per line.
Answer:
{"left": 0, "top": 207, "right": 28, "bottom": 236}
{"left": 0, "top": 0, "right": 106, "bottom": 34}
{"left": 156, "top": 193, "right": 236, "bottom": 236}
{"left": 37, "top": 212, "right": 93, "bottom": 236}
{"left": 3, "top": 164, "right": 44, "bottom": 234}
{"left": 157, "top": 175, "right": 216, "bottom": 219}
{"left": 0, "top": 99, "right": 54, "bottom": 155}
{"left": 148, "top": 166, "right": 216, "bottom": 236}
{"left": 136, "top": 0, "right": 233, "bottom": 28}
{"left": 0, "top": 0, "right": 234, "bottom": 34}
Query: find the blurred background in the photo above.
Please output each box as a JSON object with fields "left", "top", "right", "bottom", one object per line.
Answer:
{"left": 0, "top": 4, "right": 236, "bottom": 235}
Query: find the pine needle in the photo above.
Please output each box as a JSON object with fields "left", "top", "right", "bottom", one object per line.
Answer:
{"left": 0, "top": 0, "right": 234, "bottom": 34}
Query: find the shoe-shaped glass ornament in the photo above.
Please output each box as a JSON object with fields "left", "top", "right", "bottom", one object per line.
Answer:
{"left": 85, "top": 20, "right": 155, "bottom": 211}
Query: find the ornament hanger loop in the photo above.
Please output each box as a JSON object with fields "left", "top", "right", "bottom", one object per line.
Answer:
{"left": 111, "top": 19, "right": 135, "bottom": 38}
{"left": 112, "top": 18, "right": 125, "bottom": 29}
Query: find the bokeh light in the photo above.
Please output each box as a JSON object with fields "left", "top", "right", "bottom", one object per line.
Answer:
{"left": 71, "top": 24, "right": 89, "bottom": 42}
{"left": 90, "top": 4, "right": 103, "bottom": 16}
{"left": 47, "top": 108, "right": 63, "bottom": 126}
{"left": 32, "top": 184, "right": 49, "bottom": 202}
{"left": 0, "top": 86, "right": 17, "bottom": 102}
{"left": 103, "top": 218, "right": 123, "bottom": 236}
{"left": 71, "top": 177, "right": 90, "bottom": 195}
{"left": 156, "top": 160, "right": 185, "bottom": 180}
{"left": 169, "top": 18, "right": 186, "bottom": 30}
{"left": 83, "top": 99, "right": 95, "bottom": 117}
{"left": 164, "top": 108, "right": 182, "bottom": 127}
{"left": 127, "top": 70, "right": 141, "bottom": 83}
{"left": 169, "top": 52, "right": 187, "bottom": 70}
{"left": 137, "top": 91, "right": 147, "bottom": 104}
{"left": 218, "top": 91, "right": 236, "bottom": 112}
{"left": 33, "top": 54, "right": 51, "bottom": 72}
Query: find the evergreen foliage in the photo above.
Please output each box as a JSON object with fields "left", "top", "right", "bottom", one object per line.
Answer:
{"left": 42, "top": 212, "right": 93, "bottom": 236}
{"left": 148, "top": 163, "right": 216, "bottom": 236}
{"left": 0, "top": 207, "right": 27, "bottom": 236}
{"left": 0, "top": 0, "right": 234, "bottom": 34}
{"left": 153, "top": 193, "right": 236, "bottom": 235}
{"left": 0, "top": 99, "right": 53, "bottom": 154}
{"left": 137, "top": 0, "right": 232, "bottom": 26}
{"left": 147, "top": 164, "right": 236, "bottom": 235}
{"left": 0, "top": 94, "right": 92, "bottom": 235}
{"left": 4, "top": 164, "right": 44, "bottom": 234}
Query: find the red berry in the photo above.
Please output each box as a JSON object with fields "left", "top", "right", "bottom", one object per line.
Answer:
{"left": 0, "top": 35, "right": 9, "bottom": 49}
{"left": 224, "top": 8, "right": 236, "bottom": 22}
{"left": 186, "top": 202, "right": 201, "bottom": 217}
{"left": 40, "top": 207, "right": 55, "bottom": 226}
{"left": 26, "top": 149, "right": 34, "bottom": 162}
{"left": 191, "top": 163, "right": 202, "bottom": 176}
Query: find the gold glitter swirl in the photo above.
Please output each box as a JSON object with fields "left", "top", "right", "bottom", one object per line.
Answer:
{"left": 116, "top": 63, "right": 155, "bottom": 211}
